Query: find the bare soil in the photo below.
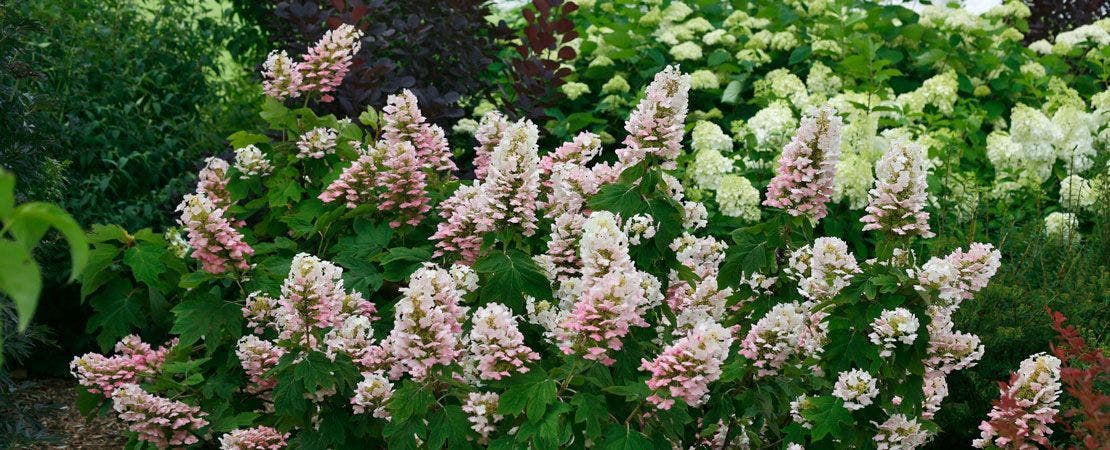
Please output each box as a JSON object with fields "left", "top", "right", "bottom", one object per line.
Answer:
{"left": 3, "top": 378, "right": 127, "bottom": 449}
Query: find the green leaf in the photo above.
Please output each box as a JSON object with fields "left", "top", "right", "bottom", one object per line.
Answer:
{"left": 721, "top": 80, "right": 743, "bottom": 104}
{"left": 381, "top": 246, "right": 432, "bottom": 282}
{"left": 788, "top": 45, "right": 812, "bottom": 65}
{"left": 0, "top": 242, "right": 42, "bottom": 331}
{"left": 86, "top": 278, "right": 143, "bottom": 350}
{"left": 81, "top": 244, "right": 123, "bottom": 299}
{"left": 389, "top": 380, "right": 435, "bottom": 422}
{"left": 589, "top": 182, "right": 645, "bottom": 219}
{"left": 805, "top": 396, "right": 854, "bottom": 441}
{"left": 0, "top": 171, "right": 14, "bottom": 220}
{"left": 170, "top": 290, "right": 242, "bottom": 348}
{"left": 9, "top": 202, "right": 88, "bottom": 281}
{"left": 227, "top": 131, "right": 271, "bottom": 149}
{"left": 473, "top": 250, "right": 552, "bottom": 311}
{"left": 123, "top": 242, "right": 168, "bottom": 289}
{"left": 602, "top": 426, "right": 652, "bottom": 450}
{"left": 571, "top": 393, "right": 609, "bottom": 440}
{"left": 500, "top": 369, "right": 557, "bottom": 419}
{"left": 87, "top": 224, "right": 130, "bottom": 244}
{"left": 427, "top": 405, "right": 474, "bottom": 449}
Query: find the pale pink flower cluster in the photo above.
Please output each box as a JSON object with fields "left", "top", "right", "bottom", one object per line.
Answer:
{"left": 786, "top": 237, "right": 860, "bottom": 302}
{"left": 641, "top": 321, "right": 734, "bottom": 409}
{"left": 262, "top": 24, "right": 363, "bottom": 102}
{"left": 868, "top": 308, "right": 920, "bottom": 357}
{"left": 973, "top": 353, "right": 1062, "bottom": 449}
{"left": 671, "top": 233, "right": 729, "bottom": 280}
{"left": 739, "top": 302, "right": 809, "bottom": 377}
{"left": 295, "top": 127, "right": 337, "bottom": 159}
{"left": 430, "top": 184, "right": 489, "bottom": 264}
{"left": 478, "top": 119, "right": 542, "bottom": 236}
{"left": 557, "top": 211, "right": 658, "bottom": 365}
{"left": 274, "top": 253, "right": 348, "bottom": 344}
{"left": 922, "top": 373, "right": 949, "bottom": 420}
{"left": 71, "top": 335, "right": 175, "bottom": 396}
{"left": 324, "top": 315, "right": 376, "bottom": 364}
{"left": 176, "top": 189, "right": 253, "bottom": 275}
{"left": 912, "top": 243, "right": 1001, "bottom": 308}
{"left": 233, "top": 145, "right": 273, "bottom": 178}
{"left": 351, "top": 371, "right": 394, "bottom": 419}
{"left": 375, "top": 265, "right": 467, "bottom": 379}
{"left": 197, "top": 156, "right": 233, "bottom": 209}
{"left": 861, "top": 140, "right": 934, "bottom": 238}
{"left": 320, "top": 90, "right": 454, "bottom": 228}
{"left": 462, "top": 392, "right": 503, "bottom": 444}
{"left": 539, "top": 131, "right": 603, "bottom": 179}
{"left": 543, "top": 213, "right": 586, "bottom": 281}
{"left": 832, "top": 368, "right": 879, "bottom": 411}
{"left": 763, "top": 105, "right": 842, "bottom": 220}
{"left": 667, "top": 233, "right": 733, "bottom": 331}
{"left": 382, "top": 90, "right": 455, "bottom": 174}
{"left": 790, "top": 395, "right": 814, "bottom": 429}
{"left": 925, "top": 307, "right": 984, "bottom": 376}
{"left": 111, "top": 383, "right": 209, "bottom": 449}
{"left": 437, "top": 118, "right": 617, "bottom": 264}
{"left": 617, "top": 65, "right": 691, "bottom": 170}
{"left": 261, "top": 50, "right": 303, "bottom": 100}
{"left": 242, "top": 293, "right": 279, "bottom": 334}
{"left": 873, "top": 414, "right": 930, "bottom": 449}
{"left": 235, "top": 335, "right": 286, "bottom": 394}
{"left": 467, "top": 303, "right": 540, "bottom": 380}
{"left": 219, "top": 426, "right": 288, "bottom": 450}
{"left": 472, "top": 112, "right": 510, "bottom": 180}
{"left": 623, "top": 214, "right": 658, "bottom": 245}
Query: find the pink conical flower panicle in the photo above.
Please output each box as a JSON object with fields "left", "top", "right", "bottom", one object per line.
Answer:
{"left": 110, "top": 384, "right": 208, "bottom": 449}
{"left": 481, "top": 119, "right": 542, "bottom": 236}
{"left": 763, "top": 105, "right": 842, "bottom": 220}
{"left": 176, "top": 193, "right": 253, "bottom": 275}
{"left": 274, "top": 253, "right": 348, "bottom": 345}
{"left": 642, "top": 321, "right": 734, "bottom": 410}
{"left": 374, "top": 265, "right": 468, "bottom": 379}
{"left": 71, "top": 335, "right": 176, "bottom": 397}
{"left": 467, "top": 303, "right": 540, "bottom": 380}
{"left": 618, "top": 65, "right": 691, "bottom": 170}
{"left": 296, "top": 23, "right": 363, "bottom": 102}
{"left": 973, "top": 353, "right": 1062, "bottom": 448}
{"left": 219, "top": 426, "right": 289, "bottom": 450}
{"left": 382, "top": 90, "right": 455, "bottom": 174}
{"left": 261, "top": 50, "right": 303, "bottom": 101}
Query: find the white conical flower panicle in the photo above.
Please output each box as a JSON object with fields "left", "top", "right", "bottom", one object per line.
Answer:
{"left": 861, "top": 139, "right": 934, "bottom": 238}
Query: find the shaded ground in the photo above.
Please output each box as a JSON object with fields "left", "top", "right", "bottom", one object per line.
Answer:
{"left": 2, "top": 378, "right": 127, "bottom": 449}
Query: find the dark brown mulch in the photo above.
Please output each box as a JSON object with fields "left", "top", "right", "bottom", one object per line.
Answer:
{"left": 2, "top": 378, "right": 127, "bottom": 449}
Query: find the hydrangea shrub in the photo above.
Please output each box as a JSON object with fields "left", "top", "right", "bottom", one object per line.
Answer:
{"left": 71, "top": 22, "right": 1099, "bottom": 450}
